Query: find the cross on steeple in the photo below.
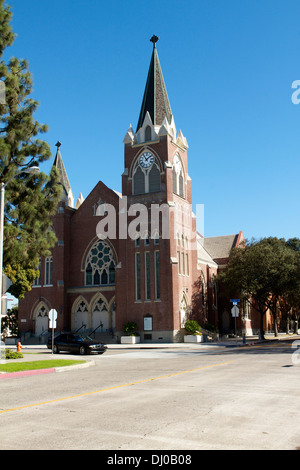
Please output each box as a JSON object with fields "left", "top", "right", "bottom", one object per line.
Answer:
{"left": 150, "top": 35, "right": 159, "bottom": 48}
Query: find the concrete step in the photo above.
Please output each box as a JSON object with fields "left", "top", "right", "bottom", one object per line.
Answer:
{"left": 89, "top": 332, "right": 118, "bottom": 344}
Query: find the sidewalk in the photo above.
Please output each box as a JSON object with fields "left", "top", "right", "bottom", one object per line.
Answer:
{"left": 1, "top": 334, "right": 298, "bottom": 380}
{"left": 8, "top": 337, "right": 253, "bottom": 351}
{"left": 5, "top": 333, "right": 298, "bottom": 352}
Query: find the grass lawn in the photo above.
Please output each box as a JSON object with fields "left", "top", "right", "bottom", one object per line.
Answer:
{"left": 0, "top": 360, "right": 86, "bottom": 373}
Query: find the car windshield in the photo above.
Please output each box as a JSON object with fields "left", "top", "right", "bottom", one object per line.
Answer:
{"left": 73, "top": 335, "right": 93, "bottom": 342}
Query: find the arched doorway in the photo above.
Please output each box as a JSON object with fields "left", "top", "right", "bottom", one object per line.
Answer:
{"left": 180, "top": 294, "right": 189, "bottom": 328}
{"left": 73, "top": 297, "right": 89, "bottom": 332}
{"left": 222, "top": 310, "right": 230, "bottom": 334}
{"left": 91, "top": 295, "right": 109, "bottom": 331}
{"left": 34, "top": 302, "right": 49, "bottom": 336}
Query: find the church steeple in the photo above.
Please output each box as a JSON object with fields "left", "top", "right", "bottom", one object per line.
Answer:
{"left": 136, "top": 36, "right": 172, "bottom": 132}
{"left": 52, "top": 141, "right": 74, "bottom": 208}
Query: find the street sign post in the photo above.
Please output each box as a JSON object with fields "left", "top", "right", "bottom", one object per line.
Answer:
{"left": 231, "top": 306, "right": 239, "bottom": 317}
{"left": 231, "top": 306, "right": 239, "bottom": 336}
{"left": 49, "top": 309, "right": 57, "bottom": 354}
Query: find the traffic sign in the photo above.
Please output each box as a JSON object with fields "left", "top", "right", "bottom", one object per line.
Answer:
{"left": 49, "top": 309, "right": 58, "bottom": 354}
{"left": 49, "top": 309, "right": 57, "bottom": 329}
{"left": 2, "top": 274, "right": 12, "bottom": 293}
{"left": 231, "top": 305, "right": 239, "bottom": 317}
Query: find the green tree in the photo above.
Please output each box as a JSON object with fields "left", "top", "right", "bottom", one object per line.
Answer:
{"left": 0, "top": 0, "right": 14, "bottom": 57}
{"left": 217, "top": 237, "right": 299, "bottom": 340}
{"left": 281, "top": 238, "right": 300, "bottom": 332}
{"left": 0, "top": 1, "right": 61, "bottom": 297}
{"left": 3, "top": 263, "right": 39, "bottom": 299}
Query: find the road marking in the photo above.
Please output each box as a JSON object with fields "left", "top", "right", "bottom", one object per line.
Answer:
{"left": 0, "top": 360, "right": 234, "bottom": 415}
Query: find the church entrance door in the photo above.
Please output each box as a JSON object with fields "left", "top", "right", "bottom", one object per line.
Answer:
{"left": 92, "top": 297, "right": 109, "bottom": 332}
{"left": 35, "top": 304, "right": 49, "bottom": 336}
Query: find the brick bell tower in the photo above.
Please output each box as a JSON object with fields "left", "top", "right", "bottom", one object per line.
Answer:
{"left": 117, "top": 36, "right": 197, "bottom": 342}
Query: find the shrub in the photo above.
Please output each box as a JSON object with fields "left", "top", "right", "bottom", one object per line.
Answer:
{"left": 5, "top": 348, "right": 24, "bottom": 359}
{"left": 184, "top": 320, "right": 201, "bottom": 335}
{"left": 122, "top": 321, "right": 139, "bottom": 336}
{"left": 204, "top": 322, "right": 217, "bottom": 333}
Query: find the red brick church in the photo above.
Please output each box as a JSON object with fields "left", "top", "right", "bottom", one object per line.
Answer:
{"left": 18, "top": 37, "right": 247, "bottom": 343}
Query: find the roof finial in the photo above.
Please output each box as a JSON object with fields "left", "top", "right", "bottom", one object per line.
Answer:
{"left": 55, "top": 141, "right": 62, "bottom": 149}
{"left": 150, "top": 35, "right": 159, "bottom": 48}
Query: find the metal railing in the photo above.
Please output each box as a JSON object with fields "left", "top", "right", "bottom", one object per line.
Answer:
{"left": 75, "top": 324, "right": 86, "bottom": 333}
{"left": 90, "top": 323, "right": 104, "bottom": 337}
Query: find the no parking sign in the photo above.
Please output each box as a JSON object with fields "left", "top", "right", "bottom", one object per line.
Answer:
{"left": 49, "top": 309, "right": 57, "bottom": 328}
{"left": 49, "top": 309, "right": 57, "bottom": 354}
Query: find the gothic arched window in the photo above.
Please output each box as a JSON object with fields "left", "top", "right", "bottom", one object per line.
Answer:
{"left": 173, "top": 154, "right": 185, "bottom": 198}
{"left": 149, "top": 164, "right": 160, "bottom": 192}
{"left": 85, "top": 240, "right": 116, "bottom": 286}
{"left": 133, "top": 166, "right": 145, "bottom": 195}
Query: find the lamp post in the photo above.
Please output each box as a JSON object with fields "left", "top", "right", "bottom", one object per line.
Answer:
{"left": 0, "top": 166, "right": 40, "bottom": 360}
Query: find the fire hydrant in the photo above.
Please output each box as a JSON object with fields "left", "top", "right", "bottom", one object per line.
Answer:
{"left": 17, "top": 342, "right": 22, "bottom": 353}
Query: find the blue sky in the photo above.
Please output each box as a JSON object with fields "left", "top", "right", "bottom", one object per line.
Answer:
{"left": 3, "top": 0, "right": 300, "bottom": 241}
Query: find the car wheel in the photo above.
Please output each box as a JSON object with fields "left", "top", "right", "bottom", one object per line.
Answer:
{"left": 53, "top": 344, "right": 59, "bottom": 354}
{"left": 79, "top": 346, "right": 86, "bottom": 355}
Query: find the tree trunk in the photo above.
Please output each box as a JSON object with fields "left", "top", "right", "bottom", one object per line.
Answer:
{"left": 286, "top": 315, "right": 290, "bottom": 335}
{"left": 270, "top": 296, "right": 278, "bottom": 337}
{"left": 274, "top": 318, "right": 278, "bottom": 337}
{"left": 260, "top": 312, "right": 265, "bottom": 340}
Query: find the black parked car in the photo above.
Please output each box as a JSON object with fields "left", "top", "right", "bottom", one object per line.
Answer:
{"left": 47, "top": 333, "right": 107, "bottom": 355}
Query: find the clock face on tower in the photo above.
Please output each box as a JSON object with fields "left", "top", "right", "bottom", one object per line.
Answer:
{"left": 139, "top": 152, "right": 154, "bottom": 168}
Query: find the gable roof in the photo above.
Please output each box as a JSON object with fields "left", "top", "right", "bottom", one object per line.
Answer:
{"left": 197, "top": 235, "right": 218, "bottom": 268}
{"left": 203, "top": 232, "right": 244, "bottom": 262}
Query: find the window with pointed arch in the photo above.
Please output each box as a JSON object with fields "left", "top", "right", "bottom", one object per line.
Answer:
{"left": 172, "top": 153, "right": 185, "bottom": 198}
{"left": 85, "top": 240, "right": 116, "bottom": 286}
{"left": 133, "top": 151, "right": 161, "bottom": 195}
{"left": 45, "top": 257, "right": 53, "bottom": 285}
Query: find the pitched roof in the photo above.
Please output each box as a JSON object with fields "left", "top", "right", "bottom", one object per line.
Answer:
{"left": 197, "top": 236, "right": 218, "bottom": 268}
{"left": 203, "top": 234, "right": 240, "bottom": 261}
{"left": 136, "top": 37, "right": 172, "bottom": 131}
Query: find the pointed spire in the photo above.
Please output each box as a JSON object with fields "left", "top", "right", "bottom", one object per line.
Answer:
{"left": 136, "top": 36, "right": 172, "bottom": 132}
{"left": 53, "top": 141, "right": 74, "bottom": 207}
{"left": 75, "top": 192, "right": 85, "bottom": 209}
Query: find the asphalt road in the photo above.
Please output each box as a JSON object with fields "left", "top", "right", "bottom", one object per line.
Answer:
{"left": 0, "top": 339, "right": 299, "bottom": 451}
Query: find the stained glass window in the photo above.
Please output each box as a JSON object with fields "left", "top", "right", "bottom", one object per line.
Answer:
{"left": 85, "top": 240, "right": 116, "bottom": 286}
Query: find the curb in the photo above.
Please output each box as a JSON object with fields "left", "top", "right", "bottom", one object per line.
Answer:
{"left": 0, "top": 359, "right": 95, "bottom": 379}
